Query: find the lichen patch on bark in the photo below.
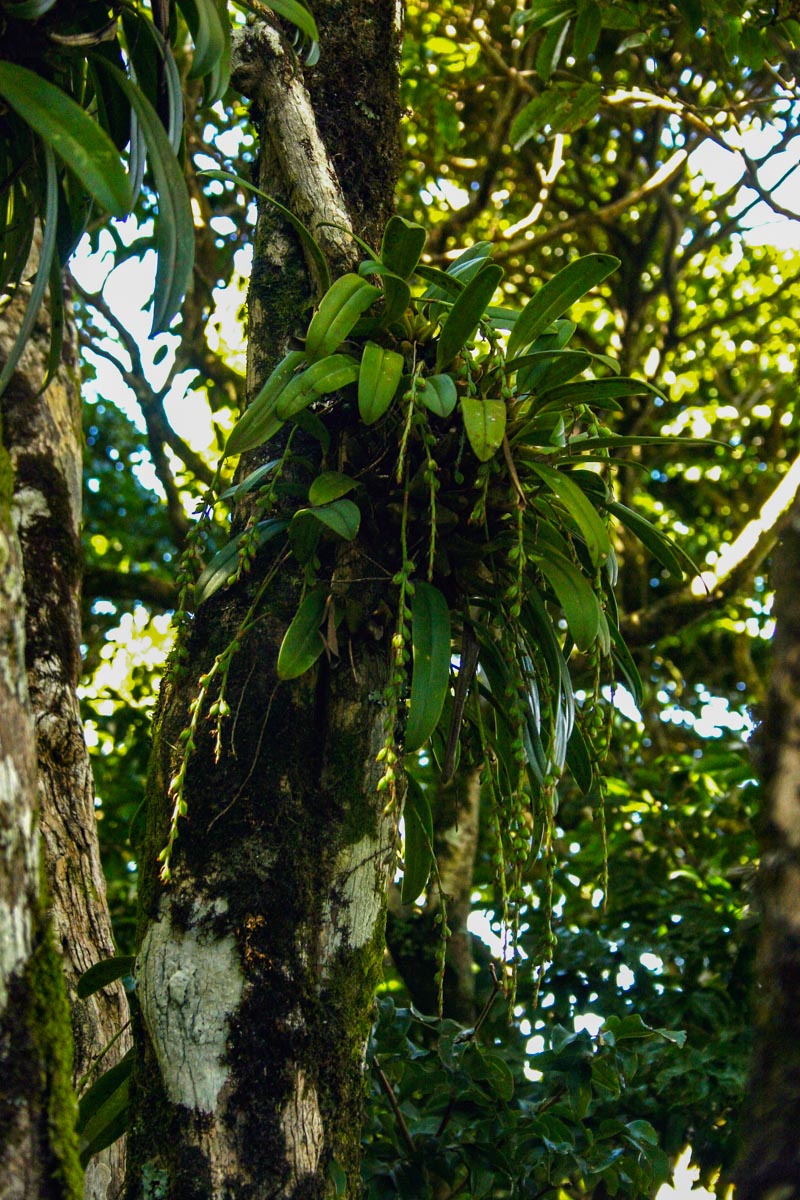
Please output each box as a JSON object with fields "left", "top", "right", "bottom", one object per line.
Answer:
{"left": 138, "top": 894, "right": 244, "bottom": 1114}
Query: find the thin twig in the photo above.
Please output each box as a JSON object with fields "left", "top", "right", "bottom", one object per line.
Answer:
{"left": 373, "top": 1054, "right": 416, "bottom": 1156}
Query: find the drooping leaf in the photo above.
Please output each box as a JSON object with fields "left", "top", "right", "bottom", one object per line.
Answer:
{"left": 77, "top": 955, "right": 136, "bottom": 999}
{"left": 176, "top": 0, "right": 228, "bottom": 80}
{"left": 405, "top": 581, "right": 452, "bottom": 752}
{"left": 536, "top": 551, "right": 602, "bottom": 652}
{"left": 419, "top": 374, "right": 458, "bottom": 418}
{"left": 507, "top": 254, "right": 620, "bottom": 360}
{"left": 0, "top": 63, "right": 131, "bottom": 217}
{"left": 460, "top": 395, "right": 507, "bottom": 462}
{"left": 277, "top": 588, "right": 327, "bottom": 680}
{"left": 402, "top": 776, "right": 434, "bottom": 903}
{"left": 263, "top": 0, "right": 319, "bottom": 43}
{"left": 606, "top": 499, "right": 697, "bottom": 578}
{"left": 199, "top": 169, "right": 330, "bottom": 293}
{"left": 78, "top": 1075, "right": 130, "bottom": 1165}
{"left": 290, "top": 497, "right": 361, "bottom": 546}
{"left": 566, "top": 720, "right": 594, "bottom": 793}
{"left": 96, "top": 60, "right": 194, "bottom": 334}
{"left": 77, "top": 1050, "right": 133, "bottom": 1133}
{"left": 0, "top": 144, "right": 58, "bottom": 398}
{"left": 436, "top": 263, "right": 503, "bottom": 370}
{"left": 530, "top": 462, "right": 611, "bottom": 568}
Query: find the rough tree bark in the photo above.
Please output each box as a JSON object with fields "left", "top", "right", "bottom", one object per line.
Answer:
{"left": 736, "top": 495, "right": 800, "bottom": 1199}
{"left": 0, "top": 432, "right": 82, "bottom": 1197}
{"left": 126, "top": 7, "right": 402, "bottom": 1197}
{"left": 1, "top": 260, "right": 130, "bottom": 1198}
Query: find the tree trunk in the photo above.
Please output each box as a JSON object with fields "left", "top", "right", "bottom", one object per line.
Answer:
{"left": 127, "top": 8, "right": 401, "bottom": 1196}
{"left": 0, "top": 432, "right": 83, "bottom": 1198}
{"left": 736, "top": 496, "right": 800, "bottom": 1198}
{"left": 0, "top": 256, "right": 130, "bottom": 1198}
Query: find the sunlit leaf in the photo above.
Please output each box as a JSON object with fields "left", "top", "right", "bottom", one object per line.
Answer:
{"left": 507, "top": 255, "right": 620, "bottom": 360}
{"left": 436, "top": 263, "right": 503, "bottom": 370}
{"left": 530, "top": 462, "right": 611, "bottom": 568}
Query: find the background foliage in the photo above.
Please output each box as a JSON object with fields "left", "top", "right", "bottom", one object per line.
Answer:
{"left": 3, "top": 0, "right": 799, "bottom": 1195}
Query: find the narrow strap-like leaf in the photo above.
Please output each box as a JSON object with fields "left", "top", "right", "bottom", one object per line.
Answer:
{"left": 0, "top": 144, "right": 59, "bottom": 398}
{"left": 507, "top": 254, "right": 619, "bottom": 360}
{"left": 0, "top": 62, "right": 131, "bottom": 217}
{"left": 200, "top": 169, "right": 330, "bottom": 294}
{"left": 401, "top": 777, "right": 434, "bottom": 903}
{"left": 96, "top": 59, "right": 194, "bottom": 334}
{"left": 436, "top": 263, "right": 503, "bottom": 371}
{"left": 405, "top": 581, "right": 452, "bottom": 752}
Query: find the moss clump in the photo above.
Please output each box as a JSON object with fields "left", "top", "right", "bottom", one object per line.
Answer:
{"left": 26, "top": 911, "right": 84, "bottom": 1198}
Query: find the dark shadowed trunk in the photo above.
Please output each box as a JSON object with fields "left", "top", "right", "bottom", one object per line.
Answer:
{"left": 1, "top": 257, "right": 130, "bottom": 1199}
{"left": 736, "top": 495, "right": 800, "bottom": 1198}
{"left": 126, "top": 7, "right": 402, "bottom": 1196}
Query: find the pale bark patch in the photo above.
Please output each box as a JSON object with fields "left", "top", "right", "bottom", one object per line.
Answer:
{"left": 281, "top": 1069, "right": 323, "bottom": 1184}
{"left": 12, "top": 486, "right": 50, "bottom": 531}
{"left": 321, "top": 832, "right": 391, "bottom": 966}
{"left": 138, "top": 895, "right": 244, "bottom": 1113}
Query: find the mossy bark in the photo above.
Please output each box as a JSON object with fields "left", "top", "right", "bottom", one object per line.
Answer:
{"left": 127, "top": 7, "right": 401, "bottom": 1197}
{"left": 0, "top": 435, "right": 82, "bottom": 1199}
{"left": 0, "top": 249, "right": 129, "bottom": 1199}
{"left": 736, "top": 495, "right": 800, "bottom": 1198}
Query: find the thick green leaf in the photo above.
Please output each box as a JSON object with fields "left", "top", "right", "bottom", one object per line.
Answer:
{"left": 566, "top": 720, "right": 594, "bottom": 793}
{"left": 77, "top": 1051, "right": 133, "bottom": 1133}
{"left": 0, "top": 63, "right": 131, "bottom": 217}
{"left": 406, "top": 582, "right": 452, "bottom": 752}
{"left": 436, "top": 263, "right": 503, "bottom": 370}
{"left": 308, "top": 472, "right": 357, "bottom": 505}
{"left": 573, "top": 0, "right": 602, "bottom": 57}
{"left": 306, "top": 274, "right": 380, "bottom": 361}
{"left": 194, "top": 519, "right": 287, "bottom": 606}
{"left": 460, "top": 395, "right": 507, "bottom": 462}
{"left": 77, "top": 956, "right": 135, "bottom": 999}
{"left": 275, "top": 354, "right": 359, "bottom": 420}
{"left": 224, "top": 351, "right": 305, "bottom": 456}
{"left": 97, "top": 61, "right": 194, "bottom": 334}
{"left": 78, "top": 1075, "right": 130, "bottom": 1165}
{"left": 380, "top": 215, "right": 427, "bottom": 278}
{"left": 358, "top": 341, "right": 404, "bottom": 424}
{"left": 277, "top": 588, "right": 327, "bottom": 680}
{"left": 291, "top": 498, "right": 361, "bottom": 543}
{"left": 507, "top": 254, "right": 620, "bottom": 360}
{"left": 200, "top": 169, "right": 330, "bottom": 294}
{"left": 419, "top": 374, "right": 457, "bottom": 418}
{"left": 530, "top": 462, "right": 611, "bottom": 568}
{"left": 264, "top": 0, "right": 319, "bottom": 43}
{"left": 608, "top": 617, "right": 643, "bottom": 707}
{"left": 380, "top": 271, "right": 412, "bottom": 326}
{"left": 402, "top": 777, "right": 434, "bottom": 903}
{"left": 536, "top": 551, "right": 602, "bottom": 652}
{"left": 537, "top": 14, "right": 572, "bottom": 78}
